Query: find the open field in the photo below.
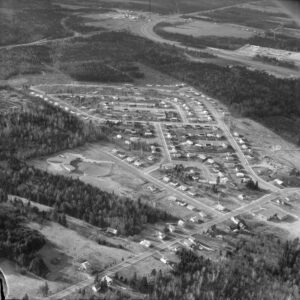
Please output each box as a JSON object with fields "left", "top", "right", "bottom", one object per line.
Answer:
{"left": 163, "top": 20, "right": 255, "bottom": 38}
{"left": 0, "top": 259, "right": 66, "bottom": 300}
{"left": 31, "top": 143, "right": 147, "bottom": 198}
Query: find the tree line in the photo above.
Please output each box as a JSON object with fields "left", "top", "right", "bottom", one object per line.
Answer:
{"left": 129, "top": 235, "right": 300, "bottom": 300}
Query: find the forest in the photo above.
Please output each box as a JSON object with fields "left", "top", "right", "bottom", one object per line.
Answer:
{"left": 0, "top": 199, "right": 48, "bottom": 277}
{"left": 0, "top": 97, "right": 104, "bottom": 160}
{"left": 127, "top": 235, "right": 300, "bottom": 300}
{"left": 0, "top": 0, "right": 69, "bottom": 46}
{"left": 2, "top": 31, "right": 299, "bottom": 143}
{"left": 0, "top": 93, "right": 173, "bottom": 235}
{"left": 0, "top": 160, "right": 172, "bottom": 235}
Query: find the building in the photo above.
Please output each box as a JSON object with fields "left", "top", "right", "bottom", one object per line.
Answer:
{"left": 168, "top": 224, "right": 176, "bottom": 233}
{"left": 157, "top": 231, "right": 166, "bottom": 240}
{"left": 187, "top": 204, "right": 195, "bottom": 211}
{"left": 160, "top": 257, "right": 168, "bottom": 264}
{"left": 163, "top": 176, "right": 171, "bottom": 183}
{"left": 79, "top": 261, "right": 91, "bottom": 272}
{"left": 106, "top": 227, "right": 118, "bottom": 235}
{"left": 178, "top": 220, "right": 185, "bottom": 227}
{"left": 101, "top": 275, "right": 113, "bottom": 286}
{"left": 140, "top": 240, "right": 152, "bottom": 248}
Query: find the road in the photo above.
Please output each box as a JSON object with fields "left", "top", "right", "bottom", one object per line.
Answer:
{"left": 138, "top": 17, "right": 300, "bottom": 78}
{"left": 155, "top": 123, "right": 172, "bottom": 163}
{"left": 102, "top": 150, "right": 222, "bottom": 217}
{"left": 25, "top": 82, "right": 300, "bottom": 299}
{"left": 199, "top": 95, "right": 280, "bottom": 192}
{"left": 31, "top": 83, "right": 278, "bottom": 193}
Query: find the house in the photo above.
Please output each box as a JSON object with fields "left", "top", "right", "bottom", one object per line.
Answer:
{"left": 231, "top": 216, "right": 240, "bottom": 225}
{"left": 178, "top": 220, "right": 185, "bottom": 227}
{"left": 198, "top": 154, "right": 207, "bottom": 161}
{"left": 92, "top": 285, "right": 100, "bottom": 293}
{"left": 236, "top": 172, "right": 245, "bottom": 178}
{"left": 140, "top": 240, "right": 152, "bottom": 248}
{"left": 101, "top": 275, "right": 113, "bottom": 286}
{"left": 107, "top": 227, "right": 118, "bottom": 235}
{"left": 220, "top": 177, "right": 229, "bottom": 184}
{"left": 185, "top": 140, "right": 194, "bottom": 146}
{"left": 216, "top": 204, "right": 225, "bottom": 211}
{"left": 187, "top": 204, "right": 195, "bottom": 211}
{"left": 130, "top": 137, "right": 140, "bottom": 142}
{"left": 147, "top": 185, "right": 156, "bottom": 192}
{"left": 183, "top": 239, "right": 194, "bottom": 248}
{"left": 160, "top": 257, "right": 168, "bottom": 264}
{"left": 190, "top": 216, "right": 197, "bottom": 223}
{"left": 126, "top": 157, "right": 135, "bottom": 163}
{"left": 233, "top": 132, "right": 239, "bottom": 137}
{"left": 170, "top": 181, "right": 179, "bottom": 187}
{"left": 157, "top": 231, "right": 166, "bottom": 240}
{"left": 207, "top": 159, "right": 214, "bottom": 164}
{"left": 188, "top": 190, "right": 197, "bottom": 197}
{"left": 179, "top": 185, "right": 188, "bottom": 191}
{"left": 134, "top": 161, "right": 143, "bottom": 167}
{"left": 144, "top": 131, "right": 153, "bottom": 137}
{"left": 238, "top": 194, "right": 246, "bottom": 201}
{"left": 168, "top": 224, "right": 176, "bottom": 233}
{"left": 147, "top": 155, "right": 154, "bottom": 161}
{"left": 176, "top": 200, "right": 187, "bottom": 206}
{"left": 274, "top": 179, "right": 284, "bottom": 186}
{"left": 163, "top": 176, "right": 171, "bottom": 182}
{"left": 198, "top": 211, "right": 207, "bottom": 218}
{"left": 79, "top": 261, "right": 91, "bottom": 272}
{"left": 116, "top": 134, "right": 122, "bottom": 139}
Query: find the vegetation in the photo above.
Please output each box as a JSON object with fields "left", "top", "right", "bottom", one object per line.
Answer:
{"left": 253, "top": 54, "right": 298, "bottom": 69}
{"left": 0, "top": 94, "right": 173, "bottom": 235}
{"left": 0, "top": 159, "right": 172, "bottom": 235}
{"left": 0, "top": 200, "right": 47, "bottom": 277}
{"left": 130, "top": 235, "right": 300, "bottom": 299}
{"left": 60, "top": 61, "right": 133, "bottom": 83}
{"left": 1, "top": 30, "right": 300, "bottom": 144}
{"left": 154, "top": 22, "right": 300, "bottom": 51}
{"left": 0, "top": 45, "right": 52, "bottom": 80}
{"left": 200, "top": 7, "right": 291, "bottom": 30}
{"left": 0, "top": 0, "right": 69, "bottom": 46}
{"left": 0, "top": 96, "right": 103, "bottom": 160}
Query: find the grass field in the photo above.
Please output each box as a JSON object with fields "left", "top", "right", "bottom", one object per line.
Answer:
{"left": 163, "top": 20, "right": 254, "bottom": 38}
{"left": 31, "top": 143, "right": 147, "bottom": 198}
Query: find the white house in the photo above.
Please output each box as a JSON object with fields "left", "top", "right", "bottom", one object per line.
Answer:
{"left": 178, "top": 220, "right": 185, "bottom": 227}
{"left": 140, "top": 240, "right": 152, "bottom": 248}
{"left": 107, "top": 227, "right": 118, "bottom": 235}
{"left": 101, "top": 275, "right": 113, "bottom": 286}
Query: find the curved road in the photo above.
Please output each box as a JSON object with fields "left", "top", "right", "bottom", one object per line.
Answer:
{"left": 138, "top": 18, "right": 300, "bottom": 78}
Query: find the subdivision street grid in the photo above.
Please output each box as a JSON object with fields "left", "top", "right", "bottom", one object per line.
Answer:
{"left": 27, "top": 83, "right": 300, "bottom": 299}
